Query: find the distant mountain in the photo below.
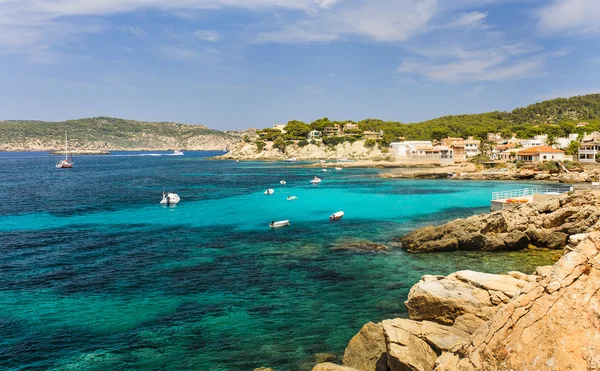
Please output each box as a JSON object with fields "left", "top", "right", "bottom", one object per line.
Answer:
{"left": 0, "top": 117, "right": 240, "bottom": 151}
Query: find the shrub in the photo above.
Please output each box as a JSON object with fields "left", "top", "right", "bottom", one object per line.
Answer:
{"left": 284, "top": 140, "right": 294, "bottom": 146}
{"left": 310, "top": 139, "right": 317, "bottom": 145}
{"left": 243, "top": 135, "right": 250, "bottom": 143}
{"left": 563, "top": 160, "right": 574, "bottom": 170}
{"left": 516, "top": 160, "right": 525, "bottom": 169}
{"left": 273, "top": 136, "right": 286, "bottom": 153}
{"left": 469, "top": 155, "right": 491, "bottom": 165}
{"left": 537, "top": 160, "right": 560, "bottom": 173}
{"left": 322, "top": 136, "right": 346, "bottom": 146}
{"left": 298, "top": 139, "right": 309, "bottom": 147}
{"left": 255, "top": 140, "right": 266, "bottom": 152}
{"left": 364, "top": 139, "right": 376, "bottom": 148}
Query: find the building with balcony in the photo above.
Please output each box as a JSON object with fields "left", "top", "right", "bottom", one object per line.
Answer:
{"left": 323, "top": 125, "right": 341, "bottom": 136}
{"left": 579, "top": 132, "right": 600, "bottom": 163}
{"left": 363, "top": 130, "right": 383, "bottom": 140}
{"left": 487, "top": 133, "right": 502, "bottom": 142}
{"left": 464, "top": 136, "right": 480, "bottom": 158}
{"left": 389, "top": 141, "right": 433, "bottom": 157}
{"left": 517, "top": 146, "right": 565, "bottom": 163}
{"left": 441, "top": 137, "right": 466, "bottom": 162}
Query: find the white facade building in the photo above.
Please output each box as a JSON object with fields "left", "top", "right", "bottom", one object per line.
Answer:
{"left": 521, "top": 139, "right": 544, "bottom": 149}
{"left": 389, "top": 141, "right": 433, "bottom": 157}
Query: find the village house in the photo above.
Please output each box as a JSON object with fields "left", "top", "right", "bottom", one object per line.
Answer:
{"left": 499, "top": 148, "right": 520, "bottom": 161}
{"left": 272, "top": 124, "right": 287, "bottom": 133}
{"left": 389, "top": 141, "right": 433, "bottom": 157}
{"left": 323, "top": 125, "right": 341, "bottom": 136}
{"left": 579, "top": 132, "right": 600, "bottom": 163}
{"left": 487, "top": 133, "right": 502, "bottom": 142}
{"left": 308, "top": 130, "right": 321, "bottom": 140}
{"left": 434, "top": 145, "right": 454, "bottom": 166}
{"left": 555, "top": 133, "right": 579, "bottom": 149}
{"left": 441, "top": 137, "right": 466, "bottom": 162}
{"left": 464, "top": 136, "right": 481, "bottom": 158}
{"left": 521, "top": 139, "right": 545, "bottom": 148}
{"left": 517, "top": 146, "right": 565, "bottom": 163}
{"left": 363, "top": 130, "right": 383, "bottom": 140}
{"left": 343, "top": 123, "right": 359, "bottom": 132}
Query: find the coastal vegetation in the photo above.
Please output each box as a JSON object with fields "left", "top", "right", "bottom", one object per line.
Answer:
{"left": 254, "top": 94, "right": 600, "bottom": 151}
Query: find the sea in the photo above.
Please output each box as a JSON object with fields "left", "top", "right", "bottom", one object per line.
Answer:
{"left": 0, "top": 151, "right": 559, "bottom": 370}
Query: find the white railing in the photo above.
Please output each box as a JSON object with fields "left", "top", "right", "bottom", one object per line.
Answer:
{"left": 492, "top": 187, "right": 571, "bottom": 201}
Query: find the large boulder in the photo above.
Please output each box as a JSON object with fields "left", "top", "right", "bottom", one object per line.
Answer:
{"left": 383, "top": 323, "right": 438, "bottom": 371}
{"left": 342, "top": 322, "right": 388, "bottom": 371}
{"left": 439, "top": 232, "right": 600, "bottom": 370}
{"left": 404, "top": 271, "right": 529, "bottom": 326}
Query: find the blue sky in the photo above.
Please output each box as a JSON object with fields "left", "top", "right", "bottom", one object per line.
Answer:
{"left": 1, "top": 0, "right": 600, "bottom": 130}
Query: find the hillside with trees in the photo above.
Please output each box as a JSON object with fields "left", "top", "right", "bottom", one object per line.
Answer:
{"left": 0, "top": 117, "right": 240, "bottom": 151}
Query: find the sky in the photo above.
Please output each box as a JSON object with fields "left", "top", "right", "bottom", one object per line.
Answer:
{"left": 1, "top": 0, "right": 600, "bottom": 130}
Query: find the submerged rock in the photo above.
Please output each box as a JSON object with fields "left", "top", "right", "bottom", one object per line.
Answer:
{"left": 331, "top": 241, "right": 390, "bottom": 253}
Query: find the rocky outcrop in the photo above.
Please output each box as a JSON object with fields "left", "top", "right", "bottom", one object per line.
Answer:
{"left": 219, "top": 140, "right": 388, "bottom": 161}
{"left": 400, "top": 190, "right": 600, "bottom": 252}
{"left": 313, "top": 232, "right": 600, "bottom": 371}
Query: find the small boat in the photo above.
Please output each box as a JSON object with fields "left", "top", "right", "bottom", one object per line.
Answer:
{"left": 55, "top": 130, "right": 73, "bottom": 169}
{"left": 269, "top": 220, "right": 290, "bottom": 228}
{"left": 264, "top": 189, "right": 275, "bottom": 195}
{"left": 285, "top": 157, "right": 298, "bottom": 162}
{"left": 320, "top": 160, "right": 326, "bottom": 163}
{"left": 322, "top": 169, "right": 328, "bottom": 172}
{"left": 160, "top": 191, "right": 180, "bottom": 205}
{"left": 335, "top": 167, "right": 342, "bottom": 171}
{"left": 287, "top": 196, "right": 297, "bottom": 201}
{"left": 172, "top": 150, "right": 184, "bottom": 156}
{"left": 310, "top": 176, "right": 322, "bottom": 184}
{"left": 330, "top": 211, "right": 344, "bottom": 221}
{"left": 280, "top": 180, "right": 287, "bottom": 185}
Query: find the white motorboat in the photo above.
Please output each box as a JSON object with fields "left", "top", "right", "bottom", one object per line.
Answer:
{"left": 322, "top": 169, "right": 327, "bottom": 172}
{"left": 285, "top": 157, "right": 298, "bottom": 162}
{"left": 160, "top": 191, "right": 180, "bottom": 205}
{"left": 280, "top": 180, "right": 287, "bottom": 185}
{"left": 264, "top": 189, "right": 275, "bottom": 195}
{"left": 287, "top": 196, "right": 297, "bottom": 201}
{"left": 335, "top": 167, "right": 342, "bottom": 171}
{"left": 330, "top": 211, "right": 344, "bottom": 221}
{"left": 269, "top": 220, "right": 290, "bottom": 228}
{"left": 172, "top": 150, "right": 184, "bottom": 156}
{"left": 310, "top": 176, "right": 322, "bottom": 184}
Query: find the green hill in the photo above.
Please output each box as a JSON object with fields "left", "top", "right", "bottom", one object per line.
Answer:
{"left": 355, "top": 93, "right": 600, "bottom": 141}
{"left": 0, "top": 117, "right": 239, "bottom": 151}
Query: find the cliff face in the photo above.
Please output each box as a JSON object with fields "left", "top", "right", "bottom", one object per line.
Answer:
{"left": 400, "top": 190, "right": 600, "bottom": 253}
{"left": 313, "top": 232, "right": 600, "bottom": 371}
{"left": 219, "top": 140, "right": 389, "bottom": 160}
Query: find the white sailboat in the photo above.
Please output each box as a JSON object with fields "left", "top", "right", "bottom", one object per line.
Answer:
{"left": 55, "top": 130, "right": 73, "bottom": 169}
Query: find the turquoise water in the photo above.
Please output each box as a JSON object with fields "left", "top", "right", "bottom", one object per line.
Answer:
{"left": 0, "top": 152, "right": 559, "bottom": 370}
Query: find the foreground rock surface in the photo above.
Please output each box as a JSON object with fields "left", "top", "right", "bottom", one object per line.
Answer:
{"left": 401, "top": 190, "right": 600, "bottom": 252}
{"left": 313, "top": 232, "right": 600, "bottom": 371}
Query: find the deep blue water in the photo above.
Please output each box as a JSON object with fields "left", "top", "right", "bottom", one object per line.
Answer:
{"left": 0, "top": 151, "right": 558, "bottom": 370}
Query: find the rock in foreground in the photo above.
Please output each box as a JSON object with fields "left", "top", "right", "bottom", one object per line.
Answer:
{"left": 313, "top": 232, "right": 600, "bottom": 371}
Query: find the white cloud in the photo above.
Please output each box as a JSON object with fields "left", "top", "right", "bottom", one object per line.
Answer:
{"left": 120, "top": 26, "right": 147, "bottom": 37}
{"left": 397, "top": 44, "right": 567, "bottom": 83}
{"left": 447, "top": 11, "right": 489, "bottom": 29}
{"left": 194, "top": 30, "right": 220, "bottom": 42}
{"left": 537, "top": 0, "right": 600, "bottom": 35}
{"left": 255, "top": 0, "right": 438, "bottom": 44}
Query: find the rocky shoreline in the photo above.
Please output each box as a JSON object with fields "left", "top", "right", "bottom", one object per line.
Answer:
{"left": 256, "top": 190, "right": 600, "bottom": 371}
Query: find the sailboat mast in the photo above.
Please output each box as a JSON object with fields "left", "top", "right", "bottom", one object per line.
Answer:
{"left": 65, "top": 130, "right": 68, "bottom": 161}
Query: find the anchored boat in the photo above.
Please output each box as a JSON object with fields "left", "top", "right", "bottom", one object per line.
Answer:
{"left": 269, "top": 220, "right": 290, "bottom": 228}
{"left": 160, "top": 191, "right": 180, "bottom": 205}
{"left": 310, "top": 176, "right": 322, "bottom": 184}
{"left": 55, "top": 130, "right": 73, "bottom": 169}
{"left": 264, "top": 189, "right": 275, "bottom": 195}
{"left": 330, "top": 211, "right": 344, "bottom": 221}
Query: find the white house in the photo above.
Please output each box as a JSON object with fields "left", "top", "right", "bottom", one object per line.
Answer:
{"left": 517, "top": 146, "right": 565, "bottom": 163}
{"left": 555, "top": 133, "right": 578, "bottom": 149}
{"left": 464, "top": 136, "right": 480, "bottom": 158}
{"left": 521, "top": 139, "right": 545, "bottom": 148}
{"left": 389, "top": 141, "right": 433, "bottom": 157}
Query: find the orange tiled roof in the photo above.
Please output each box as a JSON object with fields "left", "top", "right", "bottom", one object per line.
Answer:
{"left": 517, "top": 146, "right": 564, "bottom": 155}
